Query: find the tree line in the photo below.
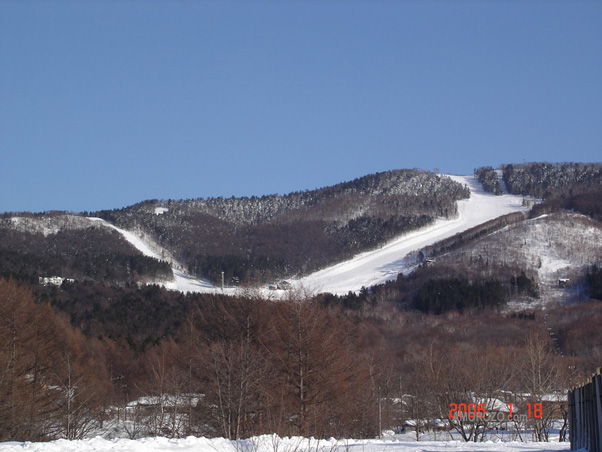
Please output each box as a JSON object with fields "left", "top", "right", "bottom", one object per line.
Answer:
{"left": 2, "top": 277, "right": 601, "bottom": 442}
{"left": 502, "top": 162, "right": 602, "bottom": 199}
{"left": 474, "top": 166, "right": 503, "bottom": 195}
{"left": 0, "top": 226, "right": 172, "bottom": 286}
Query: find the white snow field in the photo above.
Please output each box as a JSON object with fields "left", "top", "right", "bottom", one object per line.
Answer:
{"left": 294, "top": 175, "right": 529, "bottom": 294}
{"left": 90, "top": 174, "right": 530, "bottom": 296}
{"left": 0, "top": 435, "right": 574, "bottom": 452}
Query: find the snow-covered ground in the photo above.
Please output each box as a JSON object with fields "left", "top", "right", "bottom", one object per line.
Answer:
{"left": 293, "top": 175, "right": 529, "bottom": 294}
{"left": 0, "top": 435, "right": 573, "bottom": 452}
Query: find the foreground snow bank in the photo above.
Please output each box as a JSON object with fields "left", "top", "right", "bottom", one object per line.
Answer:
{"left": 0, "top": 435, "right": 574, "bottom": 452}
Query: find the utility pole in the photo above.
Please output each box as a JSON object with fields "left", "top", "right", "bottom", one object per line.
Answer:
{"left": 378, "top": 385, "right": 382, "bottom": 438}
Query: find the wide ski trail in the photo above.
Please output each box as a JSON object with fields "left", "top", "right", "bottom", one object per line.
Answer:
{"left": 295, "top": 175, "right": 529, "bottom": 294}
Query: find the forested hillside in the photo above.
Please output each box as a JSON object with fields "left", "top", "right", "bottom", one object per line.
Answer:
{"left": 0, "top": 214, "right": 173, "bottom": 285}
{"left": 497, "top": 162, "right": 602, "bottom": 222}
{"left": 2, "top": 277, "right": 600, "bottom": 442}
{"left": 409, "top": 212, "right": 602, "bottom": 310}
{"left": 95, "top": 170, "right": 469, "bottom": 285}
{"left": 502, "top": 162, "right": 602, "bottom": 198}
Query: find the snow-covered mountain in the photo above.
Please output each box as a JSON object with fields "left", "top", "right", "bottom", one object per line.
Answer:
{"left": 92, "top": 169, "right": 471, "bottom": 287}
{"left": 39, "top": 173, "right": 528, "bottom": 295}
{"left": 1, "top": 164, "right": 600, "bottom": 298}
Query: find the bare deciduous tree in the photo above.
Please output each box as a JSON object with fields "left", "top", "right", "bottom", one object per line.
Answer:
{"left": 516, "top": 332, "right": 563, "bottom": 441}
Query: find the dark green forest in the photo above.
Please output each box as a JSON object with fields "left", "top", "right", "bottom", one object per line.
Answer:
{"left": 0, "top": 221, "right": 172, "bottom": 285}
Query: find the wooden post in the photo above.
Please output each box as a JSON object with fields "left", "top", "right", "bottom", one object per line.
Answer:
{"left": 568, "top": 388, "right": 575, "bottom": 450}
{"left": 592, "top": 368, "right": 602, "bottom": 452}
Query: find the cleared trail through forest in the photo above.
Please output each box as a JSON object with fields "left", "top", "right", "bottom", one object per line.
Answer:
{"left": 96, "top": 175, "right": 528, "bottom": 295}
{"left": 295, "top": 174, "right": 529, "bottom": 295}
{"left": 89, "top": 217, "right": 216, "bottom": 293}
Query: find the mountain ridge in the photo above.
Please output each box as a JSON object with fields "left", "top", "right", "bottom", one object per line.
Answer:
{"left": 91, "top": 169, "right": 470, "bottom": 285}
{"left": 1, "top": 162, "right": 601, "bottom": 298}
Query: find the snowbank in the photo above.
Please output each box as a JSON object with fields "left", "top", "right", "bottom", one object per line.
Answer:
{"left": 0, "top": 435, "right": 573, "bottom": 452}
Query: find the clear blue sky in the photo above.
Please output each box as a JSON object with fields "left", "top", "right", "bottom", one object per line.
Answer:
{"left": 1, "top": 0, "right": 601, "bottom": 213}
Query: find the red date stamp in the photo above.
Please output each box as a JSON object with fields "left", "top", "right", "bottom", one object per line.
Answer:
{"left": 449, "top": 403, "right": 543, "bottom": 421}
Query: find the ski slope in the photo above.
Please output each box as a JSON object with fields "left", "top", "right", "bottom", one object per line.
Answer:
{"left": 95, "top": 175, "right": 529, "bottom": 296}
{"left": 294, "top": 175, "right": 529, "bottom": 294}
{"left": 88, "top": 218, "right": 216, "bottom": 293}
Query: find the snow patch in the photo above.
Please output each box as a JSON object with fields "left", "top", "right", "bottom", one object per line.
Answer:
{"left": 39, "top": 276, "right": 75, "bottom": 286}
